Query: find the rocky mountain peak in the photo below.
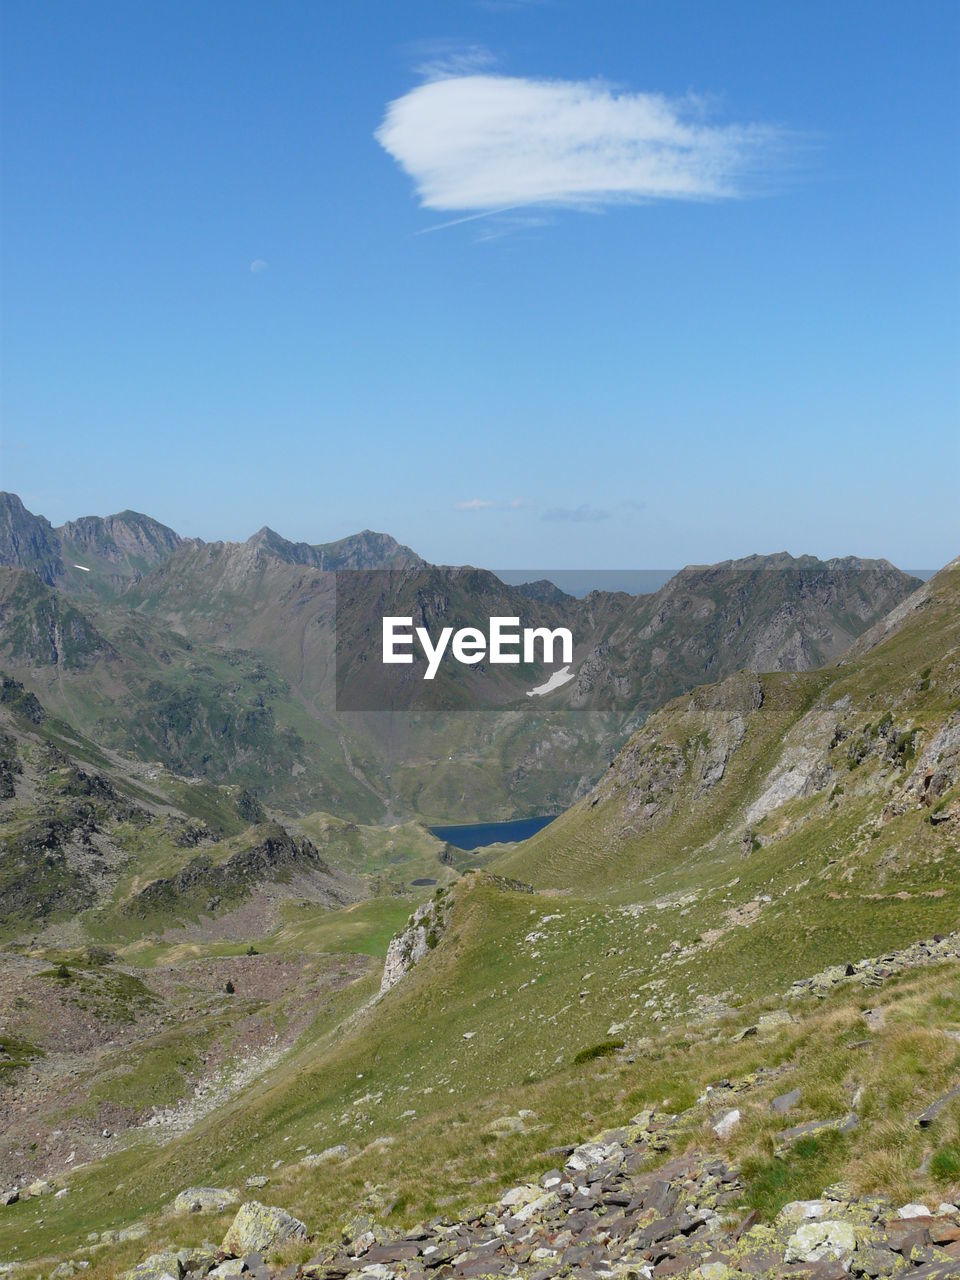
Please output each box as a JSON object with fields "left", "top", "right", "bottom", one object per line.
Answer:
{"left": 0, "top": 492, "right": 64, "bottom": 585}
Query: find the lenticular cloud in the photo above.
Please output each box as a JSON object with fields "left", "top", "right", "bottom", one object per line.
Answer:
{"left": 375, "top": 74, "right": 782, "bottom": 214}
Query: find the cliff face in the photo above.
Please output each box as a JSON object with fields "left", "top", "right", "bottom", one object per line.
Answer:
{"left": 380, "top": 890, "right": 451, "bottom": 994}
{"left": 0, "top": 493, "right": 63, "bottom": 585}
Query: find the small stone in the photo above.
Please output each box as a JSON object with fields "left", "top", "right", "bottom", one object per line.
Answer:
{"left": 897, "top": 1202, "right": 931, "bottom": 1217}
{"left": 757, "top": 1009, "right": 795, "bottom": 1030}
{"left": 513, "top": 1191, "right": 558, "bottom": 1222}
{"left": 770, "top": 1088, "right": 802, "bottom": 1115}
{"left": 117, "top": 1224, "right": 149, "bottom": 1242}
{"left": 177, "top": 1246, "right": 217, "bottom": 1274}
{"left": 851, "top": 1242, "right": 900, "bottom": 1277}
{"left": 778, "top": 1200, "right": 830, "bottom": 1222}
{"left": 487, "top": 1115, "right": 525, "bottom": 1135}
{"left": 712, "top": 1109, "right": 741, "bottom": 1139}
{"left": 500, "top": 1184, "right": 543, "bottom": 1208}
{"left": 565, "top": 1141, "right": 623, "bottom": 1172}
{"left": 301, "top": 1144, "right": 349, "bottom": 1167}
{"left": 210, "top": 1263, "right": 244, "bottom": 1279}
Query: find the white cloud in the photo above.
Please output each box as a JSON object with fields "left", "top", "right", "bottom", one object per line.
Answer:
{"left": 376, "top": 74, "right": 785, "bottom": 215}
{"left": 455, "top": 496, "right": 534, "bottom": 512}
{"left": 250, "top": 259, "right": 268, "bottom": 273}
{"left": 542, "top": 503, "right": 610, "bottom": 523}
{"left": 456, "top": 497, "right": 496, "bottom": 511}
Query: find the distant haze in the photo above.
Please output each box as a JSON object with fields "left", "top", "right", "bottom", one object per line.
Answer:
{"left": 496, "top": 570, "right": 678, "bottom": 597}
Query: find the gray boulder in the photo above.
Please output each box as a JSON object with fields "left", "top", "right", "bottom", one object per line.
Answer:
{"left": 171, "top": 1187, "right": 238, "bottom": 1215}
{"left": 222, "top": 1201, "right": 307, "bottom": 1255}
{"left": 124, "top": 1252, "right": 182, "bottom": 1280}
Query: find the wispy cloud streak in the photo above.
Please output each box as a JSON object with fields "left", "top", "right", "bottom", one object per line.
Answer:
{"left": 455, "top": 497, "right": 534, "bottom": 511}
{"left": 542, "top": 504, "right": 611, "bottom": 523}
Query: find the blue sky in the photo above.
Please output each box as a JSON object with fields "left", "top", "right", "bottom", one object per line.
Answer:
{"left": 2, "top": 0, "right": 957, "bottom": 569}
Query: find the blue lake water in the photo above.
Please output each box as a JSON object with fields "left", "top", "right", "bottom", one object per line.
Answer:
{"left": 430, "top": 815, "right": 556, "bottom": 851}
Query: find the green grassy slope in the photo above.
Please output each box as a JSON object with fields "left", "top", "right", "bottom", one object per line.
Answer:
{"left": 295, "top": 810, "right": 461, "bottom": 887}
{"left": 496, "top": 562, "right": 959, "bottom": 895}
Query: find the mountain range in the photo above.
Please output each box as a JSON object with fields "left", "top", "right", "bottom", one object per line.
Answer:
{"left": 0, "top": 492, "right": 920, "bottom": 823}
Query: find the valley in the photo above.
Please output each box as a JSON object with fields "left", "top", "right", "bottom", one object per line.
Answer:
{"left": 0, "top": 496, "right": 956, "bottom": 1277}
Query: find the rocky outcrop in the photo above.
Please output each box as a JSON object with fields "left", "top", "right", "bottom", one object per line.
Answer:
{"left": 789, "top": 931, "right": 960, "bottom": 998}
{"left": 381, "top": 890, "right": 451, "bottom": 994}
{"left": 0, "top": 493, "right": 64, "bottom": 585}
{"left": 588, "top": 673, "right": 764, "bottom": 829}
{"left": 0, "top": 674, "right": 45, "bottom": 723}
{"left": 907, "top": 711, "right": 960, "bottom": 810}
{"left": 129, "top": 824, "right": 348, "bottom": 917}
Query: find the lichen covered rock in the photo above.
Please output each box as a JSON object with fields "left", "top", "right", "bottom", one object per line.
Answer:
{"left": 784, "top": 1219, "right": 856, "bottom": 1264}
{"left": 171, "top": 1186, "right": 237, "bottom": 1215}
{"left": 222, "top": 1200, "right": 307, "bottom": 1255}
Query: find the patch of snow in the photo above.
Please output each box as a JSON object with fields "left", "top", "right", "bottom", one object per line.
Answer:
{"left": 526, "top": 665, "right": 575, "bottom": 698}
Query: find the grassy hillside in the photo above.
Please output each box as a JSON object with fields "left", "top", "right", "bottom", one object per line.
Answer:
{"left": 1, "top": 562, "right": 955, "bottom": 1271}
{"left": 496, "top": 561, "right": 959, "bottom": 895}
